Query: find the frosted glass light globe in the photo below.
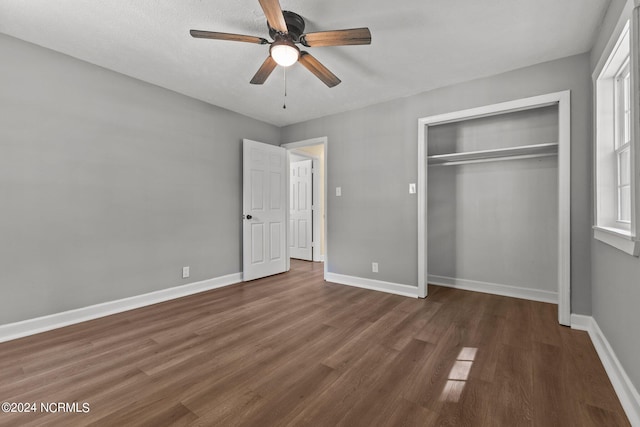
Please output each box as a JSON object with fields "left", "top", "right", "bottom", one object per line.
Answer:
{"left": 271, "top": 42, "right": 299, "bottom": 67}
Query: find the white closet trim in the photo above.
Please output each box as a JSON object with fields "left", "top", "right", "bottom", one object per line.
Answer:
{"left": 417, "top": 91, "right": 572, "bottom": 325}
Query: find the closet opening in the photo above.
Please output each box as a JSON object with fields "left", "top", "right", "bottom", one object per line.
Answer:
{"left": 417, "top": 91, "right": 571, "bottom": 325}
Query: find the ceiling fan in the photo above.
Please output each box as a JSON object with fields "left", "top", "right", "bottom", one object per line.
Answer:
{"left": 190, "top": 0, "right": 371, "bottom": 88}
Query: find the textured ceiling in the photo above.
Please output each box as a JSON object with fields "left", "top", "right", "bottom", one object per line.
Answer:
{"left": 0, "top": 0, "right": 609, "bottom": 126}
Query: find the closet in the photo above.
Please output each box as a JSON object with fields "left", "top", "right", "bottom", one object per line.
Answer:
{"left": 417, "top": 92, "right": 571, "bottom": 325}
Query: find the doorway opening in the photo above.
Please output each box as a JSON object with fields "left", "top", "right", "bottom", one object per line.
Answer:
{"left": 282, "top": 137, "right": 327, "bottom": 277}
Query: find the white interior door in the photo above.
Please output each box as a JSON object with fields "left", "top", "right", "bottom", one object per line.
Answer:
{"left": 289, "top": 159, "right": 313, "bottom": 260}
{"left": 243, "top": 139, "right": 287, "bottom": 281}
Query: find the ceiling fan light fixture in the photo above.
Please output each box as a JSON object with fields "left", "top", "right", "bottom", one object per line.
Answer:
{"left": 270, "top": 39, "right": 300, "bottom": 67}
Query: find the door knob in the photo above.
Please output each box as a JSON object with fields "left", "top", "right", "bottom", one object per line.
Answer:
{"left": 245, "top": 214, "right": 252, "bottom": 220}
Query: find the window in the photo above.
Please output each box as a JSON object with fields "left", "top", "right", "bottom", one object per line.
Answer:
{"left": 593, "top": 4, "right": 639, "bottom": 256}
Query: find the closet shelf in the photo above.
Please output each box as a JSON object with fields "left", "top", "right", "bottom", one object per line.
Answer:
{"left": 427, "top": 142, "right": 558, "bottom": 166}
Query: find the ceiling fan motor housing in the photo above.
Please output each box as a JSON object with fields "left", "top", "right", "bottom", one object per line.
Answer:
{"left": 268, "top": 11, "right": 305, "bottom": 42}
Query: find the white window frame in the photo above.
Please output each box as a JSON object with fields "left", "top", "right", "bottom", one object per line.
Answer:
{"left": 593, "top": 1, "right": 640, "bottom": 256}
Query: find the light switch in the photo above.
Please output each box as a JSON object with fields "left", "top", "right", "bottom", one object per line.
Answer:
{"left": 409, "top": 183, "right": 416, "bottom": 194}
{"left": 336, "top": 187, "right": 342, "bottom": 197}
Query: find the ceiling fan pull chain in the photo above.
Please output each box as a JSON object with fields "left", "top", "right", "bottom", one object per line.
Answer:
{"left": 283, "top": 67, "right": 287, "bottom": 109}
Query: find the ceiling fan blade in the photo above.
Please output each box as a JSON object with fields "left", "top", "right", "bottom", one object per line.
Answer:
{"left": 258, "top": 0, "right": 288, "bottom": 33}
{"left": 250, "top": 56, "right": 278, "bottom": 85}
{"left": 301, "top": 28, "right": 371, "bottom": 47}
{"left": 190, "top": 30, "right": 268, "bottom": 44}
{"left": 298, "top": 52, "right": 341, "bottom": 88}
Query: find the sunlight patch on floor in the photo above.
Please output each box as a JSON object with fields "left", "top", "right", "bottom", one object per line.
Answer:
{"left": 440, "top": 347, "right": 477, "bottom": 402}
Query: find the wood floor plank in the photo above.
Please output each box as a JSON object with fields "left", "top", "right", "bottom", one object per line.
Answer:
{"left": 321, "top": 305, "right": 414, "bottom": 371}
{"left": 379, "top": 299, "right": 443, "bottom": 351}
{"left": 531, "top": 341, "right": 570, "bottom": 427}
{"left": 0, "top": 339, "right": 158, "bottom": 399}
{"left": 491, "top": 343, "right": 534, "bottom": 426}
{"left": 529, "top": 301, "right": 562, "bottom": 347}
{"left": 433, "top": 378, "right": 494, "bottom": 427}
{"left": 0, "top": 260, "right": 630, "bottom": 426}
{"left": 89, "top": 399, "right": 199, "bottom": 427}
{"left": 222, "top": 363, "right": 340, "bottom": 427}
{"left": 336, "top": 338, "right": 436, "bottom": 426}
{"left": 285, "top": 344, "right": 401, "bottom": 426}
{"left": 180, "top": 323, "right": 337, "bottom": 417}
{"left": 501, "top": 298, "right": 534, "bottom": 350}
{"left": 385, "top": 398, "right": 439, "bottom": 426}
{"left": 403, "top": 322, "right": 479, "bottom": 411}
{"left": 466, "top": 314, "right": 505, "bottom": 383}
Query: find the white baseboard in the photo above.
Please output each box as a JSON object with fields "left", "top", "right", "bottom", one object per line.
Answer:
{"left": 569, "top": 313, "right": 593, "bottom": 331}
{"left": 428, "top": 274, "right": 558, "bottom": 304}
{"left": 325, "top": 272, "right": 418, "bottom": 298}
{"left": 0, "top": 272, "right": 243, "bottom": 344}
{"left": 571, "top": 314, "right": 640, "bottom": 426}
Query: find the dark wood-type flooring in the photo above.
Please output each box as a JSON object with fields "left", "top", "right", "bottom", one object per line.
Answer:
{"left": 0, "top": 260, "right": 630, "bottom": 426}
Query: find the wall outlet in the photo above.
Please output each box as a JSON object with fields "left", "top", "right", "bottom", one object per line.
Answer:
{"left": 336, "top": 186, "right": 342, "bottom": 197}
{"left": 182, "top": 266, "right": 190, "bottom": 279}
{"left": 372, "top": 262, "right": 378, "bottom": 273}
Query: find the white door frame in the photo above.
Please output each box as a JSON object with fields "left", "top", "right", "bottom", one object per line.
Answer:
{"left": 282, "top": 137, "right": 328, "bottom": 278}
{"left": 310, "top": 157, "right": 321, "bottom": 262}
{"left": 417, "top": 91, "right": 571, "bottom": 325}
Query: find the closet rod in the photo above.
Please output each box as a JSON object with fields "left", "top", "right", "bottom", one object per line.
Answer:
{"left": 427, "top": 142, "right": 558, "bottom": 166}
{"left": 429, "top": 152, "right": 557, "bottom": 167}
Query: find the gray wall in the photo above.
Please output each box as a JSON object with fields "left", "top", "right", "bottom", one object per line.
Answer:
{"left": 282, "top": 53, "right": 593, "bottom": 314}
{"left": 589, "top": 0, "right": 640, "bottom": 398}
{"left": 0, "top": 34, "right": 280, "bottom": 324}
{"left": 427, "top": 107, "right": 559, "bottom": 293}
